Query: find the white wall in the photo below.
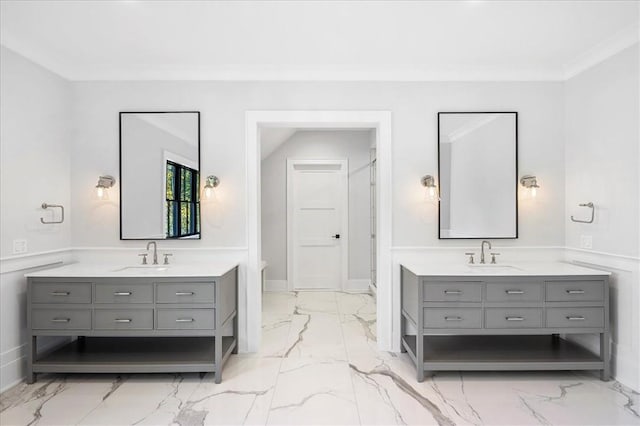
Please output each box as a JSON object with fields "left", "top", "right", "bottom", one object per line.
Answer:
{"left": 0, "top": 46, "right": 72, "bottom": 391}
{"left": 260, "top": 130, "right": 372, "bottom": 289}
{"left": 70, "top": 80, "right": 565, "bottom": 250}
{"left": 564, "top": 44, "right": 640, "bottom": 390}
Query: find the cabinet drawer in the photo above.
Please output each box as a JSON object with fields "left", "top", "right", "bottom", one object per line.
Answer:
{"left": 156, "top": 309, "right": 216, "bottom": 330}
{"left": 95, "top": 284, "right": 153, "bottom": 304}
{"left": 423, "top": 282, "right": 482, "bottom": 302}
{"left": 546, "top": 281, "right": 604, "bottom": 302}
{"left": 31, "top": 282, "right": 91, "bottom": 304}
{"left": 486, "top": 282, "right": 543, "bottom": 302}
{"left": 546, "top": 307, "right": 604, "bottom": 328}
{"left": 94, "top": 309, "right": 154, "bottom": 330}
{"left": 32, "top": 309, "right": 91, "bottom": 330}
{"left": 485, "top": 308, "right": 543, "bottom": 328}
{"left": 423, "top": 308, "right": 482, "bottom": 329}
{"left": 156, "top": 283, "right": 215, "bottom": 304}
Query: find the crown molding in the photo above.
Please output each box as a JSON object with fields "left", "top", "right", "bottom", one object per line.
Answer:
{"left": 563, "top": 23, "right": 639, "bottom": 80}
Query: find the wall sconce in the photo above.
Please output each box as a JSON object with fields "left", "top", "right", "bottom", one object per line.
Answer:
{"left": 203, "top": 175, "right": 220, "bottom": 200}
{"left": 421, "top": 175, "right": 438, "bottom": 201}
{"left": 95, "top": 175, "right": 116, "bottom": 199}
{"left": 520, "top": 175, "right": 540, "bottom": 198}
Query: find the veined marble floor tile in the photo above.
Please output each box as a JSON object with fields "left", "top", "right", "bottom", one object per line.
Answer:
{"left": 336, "top": 292, "right": 376, "bottom": 316}
{"left": 293, "top": 291, "right": 339, "bottom": 314}
{"left": 76, "top": 373, "right": 201, "bottom": 425}
{"left": 283, "top": 312, "right": 347, "bottom": 360}
{"left": 267, "top": 358, "right": 359, "bottom": 425}
{"left": 178, "top": 356, "right": 282, "bottom": 425}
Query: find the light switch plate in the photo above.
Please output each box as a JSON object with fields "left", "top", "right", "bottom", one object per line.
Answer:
{"left": 13, "top": 239, "right": 28, "bottom": 254}
{"left": 580, "top": 235, "right": 593, "bottom": 249}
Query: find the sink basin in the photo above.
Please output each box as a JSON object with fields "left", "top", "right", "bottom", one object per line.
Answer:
{"left": 114, "top": 266, "right": 169, "bottom": 273}
{"left": 467, "top": 264, "right": 521, "bottom": 273}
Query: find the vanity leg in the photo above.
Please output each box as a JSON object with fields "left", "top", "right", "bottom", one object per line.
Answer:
{"left": 600, "top": 331, "right": 610, "bottom": 381}
{"left": 26, "top": 336, "right": 36, "bottom": 384}
{"left": 400, "top": 315, "right": 407, "bottom": 353}
{"left": 232, "top": 314, "right": 238, "bottom": 355}
{"left": 416, "top": 334, "right": 425, "bottom": 382}
{"left": 214, "top": 335, "right": 222, "bottom": 384}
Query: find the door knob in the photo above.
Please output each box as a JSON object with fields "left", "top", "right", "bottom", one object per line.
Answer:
{"left": 331, "top": 234, "right": 340, "bottom": 239}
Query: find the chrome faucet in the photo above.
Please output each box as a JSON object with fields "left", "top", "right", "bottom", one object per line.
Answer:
{"left": 146, "top": 241, "right": 158, "bottom": 265}
{"left": 480, "top": 240, "right": 492, "bottom": 264}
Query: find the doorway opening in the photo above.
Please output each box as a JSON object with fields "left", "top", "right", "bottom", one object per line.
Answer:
{"left": 245, "top": 111, "right": 392, "bottom": 354}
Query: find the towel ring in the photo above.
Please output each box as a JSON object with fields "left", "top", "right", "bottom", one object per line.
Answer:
{"left": 570, "top": 202, "right": 594, "bottom": 224}
{"left": 40, "top": 203, "right": 64, "bottom": 224}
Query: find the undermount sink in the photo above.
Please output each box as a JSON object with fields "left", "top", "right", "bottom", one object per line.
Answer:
{"left": 114, "top": 266, "right": 169, "bottom": 272}
{"left": 467, "top": 264, "right": 521, "bottom": 273}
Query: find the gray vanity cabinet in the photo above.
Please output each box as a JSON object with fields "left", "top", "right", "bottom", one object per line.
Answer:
{"left": 26, "top": 266, "right": 237, "bottom": 384}
{"left": 400, "top": 266, "right": 610, "bottom": 382}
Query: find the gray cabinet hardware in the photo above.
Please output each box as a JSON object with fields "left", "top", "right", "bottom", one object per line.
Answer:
{"left": 444, "top": 290, "right": 462, "bottom": 295}
{"left": 566, "top": 316, "right": 585, "bottom": 321}
{"left": 176, "top": 318, "right": 195, "bottom": 323}
{"left": 114, "top": 319, "right": 132, "bottom": 323}
{"left": 566, "top": 290, "right": 585, "bottom": 294}
{"left": 50, "top": 291, "right": 70, "bottom": 296}
{"left": 114, "top": 292, "right": 132, "bottom": 296}
{"left": 506, "top": 316, "right": 524, "bottom": 321}
{"left": 445, "top": 316, "right": 463, "bottom": 321}
{"left": 176, "top": 291, "right": 195, "bottom": 296}
{"left": 505, "top": 290, "right": 524, "bottom": 294}
{"left": 51, "top": 318, "right": 70, "bottom": 323}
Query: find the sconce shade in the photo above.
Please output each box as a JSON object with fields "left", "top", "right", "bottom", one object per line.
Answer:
{"left": 520, "top": 175, "right": 540, "bottom": 198}
{"left": 421, "top": 174, "right": 437, "bottom": 201}
{"left": 96, "top": 175, "right": 116, "bottom": 199}
{"left": 204, "top": 175, "right": 220, "bottom": 200}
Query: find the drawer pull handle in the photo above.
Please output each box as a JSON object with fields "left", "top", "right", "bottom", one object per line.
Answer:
{"left": 175, "top": 292, "right": 195, "bottom": 296}
{"left": 176, "top": 318, "right": 195, "bottom": 323}
{"left": 51, "top": 318, "right": 70, "bottom": 323}
{"left": 506, "top": 316, "right": 524, "bottom": 321}
{"left": 566, "top": 316, "right": 585, "bottom": 321}
{"left": 114, "top": 292, "right": 132, "bottom": 296}
{"left": 444, "top": 316, "right": 463, "bottom": 321}
{"left": 114, "top": 319, "right": 132, "bottom": 323}
{"left": 50, "top": 291, "right": 70, "bottom": 296}
{"left": 566, "top": 290, "right": 585, "bottom": 294}
{"left": 444, "top": 290, "right": 462, "bottom": 295}
{"left": 505, "top": 290, "right": 524, "bottom": 295}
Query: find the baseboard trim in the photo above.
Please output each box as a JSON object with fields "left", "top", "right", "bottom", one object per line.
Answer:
{"left": 346, "top": 279, "right": 371, "bottom": 293}
{"left": 264, "top": 280, "right": 288, "bottom": 292}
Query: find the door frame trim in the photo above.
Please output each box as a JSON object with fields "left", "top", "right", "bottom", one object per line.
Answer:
{"left": 246, "top": 110, "right": 393, "bottom": 352}
{"left": 286, "top": 158, "right": 349, "bottom": 291}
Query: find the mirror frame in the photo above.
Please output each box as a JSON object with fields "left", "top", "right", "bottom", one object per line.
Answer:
{"left": 119, "top": 111, "right": 201, "bottom": 240}
{"left": 437, "top": 111, "right": 519, "bottom": 240}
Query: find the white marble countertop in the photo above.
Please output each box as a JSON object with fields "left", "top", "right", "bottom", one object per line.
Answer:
{"left": 25, "top": 261, "right": 239, "bottom": 278}
{"left": 401, "top": 261, "right": 611, "bottom": 277}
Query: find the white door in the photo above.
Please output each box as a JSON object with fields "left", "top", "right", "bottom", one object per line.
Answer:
{"left": 287, "top": 159, "right": 348, "bottom": 290}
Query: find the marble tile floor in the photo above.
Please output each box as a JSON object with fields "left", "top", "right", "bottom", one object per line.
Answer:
{"left": 1, "top": 291, "right": 639, "bottom": 426}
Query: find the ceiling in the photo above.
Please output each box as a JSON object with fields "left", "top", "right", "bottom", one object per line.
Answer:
{"left": 1, "top": 1, "right": 638, "bottom": 81}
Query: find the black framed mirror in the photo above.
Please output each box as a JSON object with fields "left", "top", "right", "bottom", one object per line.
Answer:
{"left": 119, "top": 111, "right": 201, "bottom": 240}
{"left": 438, "top": 111, "right": 518, "bottom": 239}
